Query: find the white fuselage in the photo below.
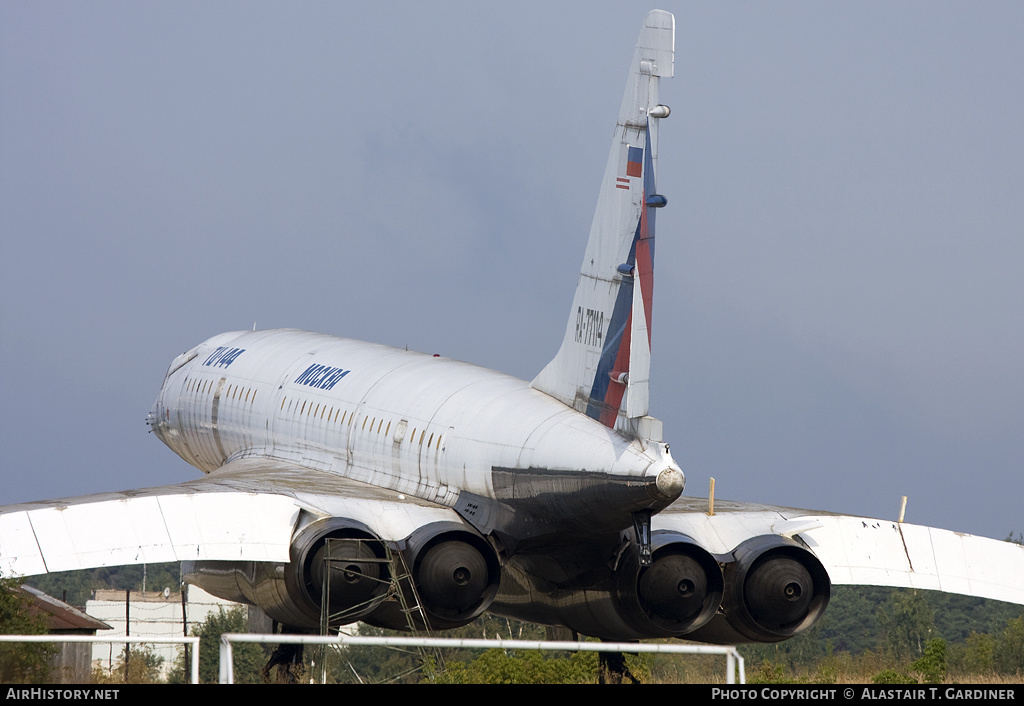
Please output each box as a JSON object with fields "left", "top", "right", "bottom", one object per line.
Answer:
{"left": 149, "top": 329, "right": 682, "bottom": 537}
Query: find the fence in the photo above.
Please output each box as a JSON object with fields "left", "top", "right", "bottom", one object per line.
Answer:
{"left": 0, "top": 632, "right": 745, "bottom": 684}
{"left": 0, "top": 635, "right": 200, "bottom": 683}
{"left": 219, "top": 633, "right": 746, "bottom": 684}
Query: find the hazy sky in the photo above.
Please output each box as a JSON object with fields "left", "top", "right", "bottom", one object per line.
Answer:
{"left": 2, "top": 2, "right": 1022, "bottom": 542}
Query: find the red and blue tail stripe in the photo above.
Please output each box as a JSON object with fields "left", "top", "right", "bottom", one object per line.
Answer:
{"left": 586, "top": 126, "right": 657, "bottom": 427}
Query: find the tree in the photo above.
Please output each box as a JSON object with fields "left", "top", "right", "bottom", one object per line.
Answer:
{"left": 0, "top": 574, "right": 54, "bottom": 683}
{"left": 27, "top": 563, "right": 181, "bottom": 607}
{"left": 425, "top": 647, "right": 600, "bottom": 684}
{"left": 325, "top": 623, "right": 425, "bottom": 684}
{"left": 994, "top": 615, "right": 1024, "bottom": 676}
{"left": 92, "top": 646, "right": 164, "bottom": 684}
{"left": 169, "top": 606, "right": 266, "bottom": 684}
{"left": 910, "top": 638, "right": 947, "bottom": 683}
{"left": 877, "top": 590, "right": 935, "bottom": 660}
{"left": 951, "top": 631, "right": 996, "bottom": 674}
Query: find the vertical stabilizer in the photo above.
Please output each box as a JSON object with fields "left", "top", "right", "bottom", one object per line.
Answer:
{"left": 531, "top": 10, "right": 673, "bottom": 437}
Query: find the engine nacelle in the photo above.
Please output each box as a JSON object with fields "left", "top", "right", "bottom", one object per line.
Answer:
{"left": 284, "top": 517, "right": 390, "bottom": 626}
{"left": 614, "top": 532, "right": 723, "bottom": 637}
{"left": 365, "top": 521, "right": 501, "bottom": 631}
{"left": 489, "top": 532, "right": 722, "bottom": 640}
{"left": 183, "top": 516, "right": 389, "bottom": 630}
{"left": 686, "top": 535, "right": 830, "bottom": 644}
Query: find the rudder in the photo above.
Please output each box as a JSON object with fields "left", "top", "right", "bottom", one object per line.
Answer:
{"left": 531, "top": 10, "right": 674, "bottom": 438}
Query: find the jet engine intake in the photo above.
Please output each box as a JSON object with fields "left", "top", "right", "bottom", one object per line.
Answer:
{"left": 396, "top": 522, "right": 501, "bottom": 630}
{"left": 615, "top": 532, "right": 723, "bottom": 637}
{"left": 284, "top": 517, "right": 390, "bottom": 627}
{"left": 182, "top": 516, "right": 390, "bottom": 630}
{"left": 690, "top": 535, "right": 830, "bottom": 644}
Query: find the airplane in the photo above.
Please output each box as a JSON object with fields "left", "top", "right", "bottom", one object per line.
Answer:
{"left": 1, "top": 8, "right": 1023, "bottom": 657}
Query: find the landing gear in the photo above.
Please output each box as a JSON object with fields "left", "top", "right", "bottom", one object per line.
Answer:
{"left": 262, "top": 639, "right": 305, "bottom": 684}
{"left": 632, "top": 510, "right": 652, "bottom": 566}
{"left": 598, "top": 648, "right": 640, "bottom": 684}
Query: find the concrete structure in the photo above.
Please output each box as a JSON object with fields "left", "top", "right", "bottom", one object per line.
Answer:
{"left": 86, "top": 585, "right": 239, "bottom": 680}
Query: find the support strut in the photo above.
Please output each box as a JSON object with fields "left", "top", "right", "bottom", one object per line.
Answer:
{"left": 632, "top": 510, "right": 652, "bottom": 566}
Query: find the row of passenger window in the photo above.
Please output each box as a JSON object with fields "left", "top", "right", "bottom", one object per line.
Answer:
{"left": 181, "top": 376, "right": 443, "bottom": 451}
{"left": 184, "top": 377, "right": 258, "bottom": 405}
{"left": 279, "top": 395, "right": 442, "bottom": 450}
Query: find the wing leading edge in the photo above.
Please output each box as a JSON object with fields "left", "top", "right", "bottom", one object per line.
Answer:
{"left": 0, "top": 490, "right": 298, "bottom": 576}
{"left": 0, "top": 457, "right": 462, "bottom": 579}
{"left": 0, "top": 458, "right": 498, "bottom": 631}
{"left": 657, "top": 499, "right": 1024, "bottom": 606}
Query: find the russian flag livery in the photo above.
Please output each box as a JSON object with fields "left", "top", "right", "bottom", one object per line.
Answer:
{"left": 532, "top": 11, "right": 672, "bottom": 437}
{"left": 626, "top": 146, "right": 644, "bottom": 178}
{"left": 617, "top": 146, "right": 645, "bottom": 190}
{"left": 586, "top": 127, "right": 657, "bottom": 427}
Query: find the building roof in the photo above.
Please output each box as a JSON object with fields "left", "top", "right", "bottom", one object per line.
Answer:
{"left": 20, "top": 585, "right": 111, "bottom": 633}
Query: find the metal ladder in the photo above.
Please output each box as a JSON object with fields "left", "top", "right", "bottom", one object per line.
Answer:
{"left": 316, "top": 538, "right": 446, "bottom": 682}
